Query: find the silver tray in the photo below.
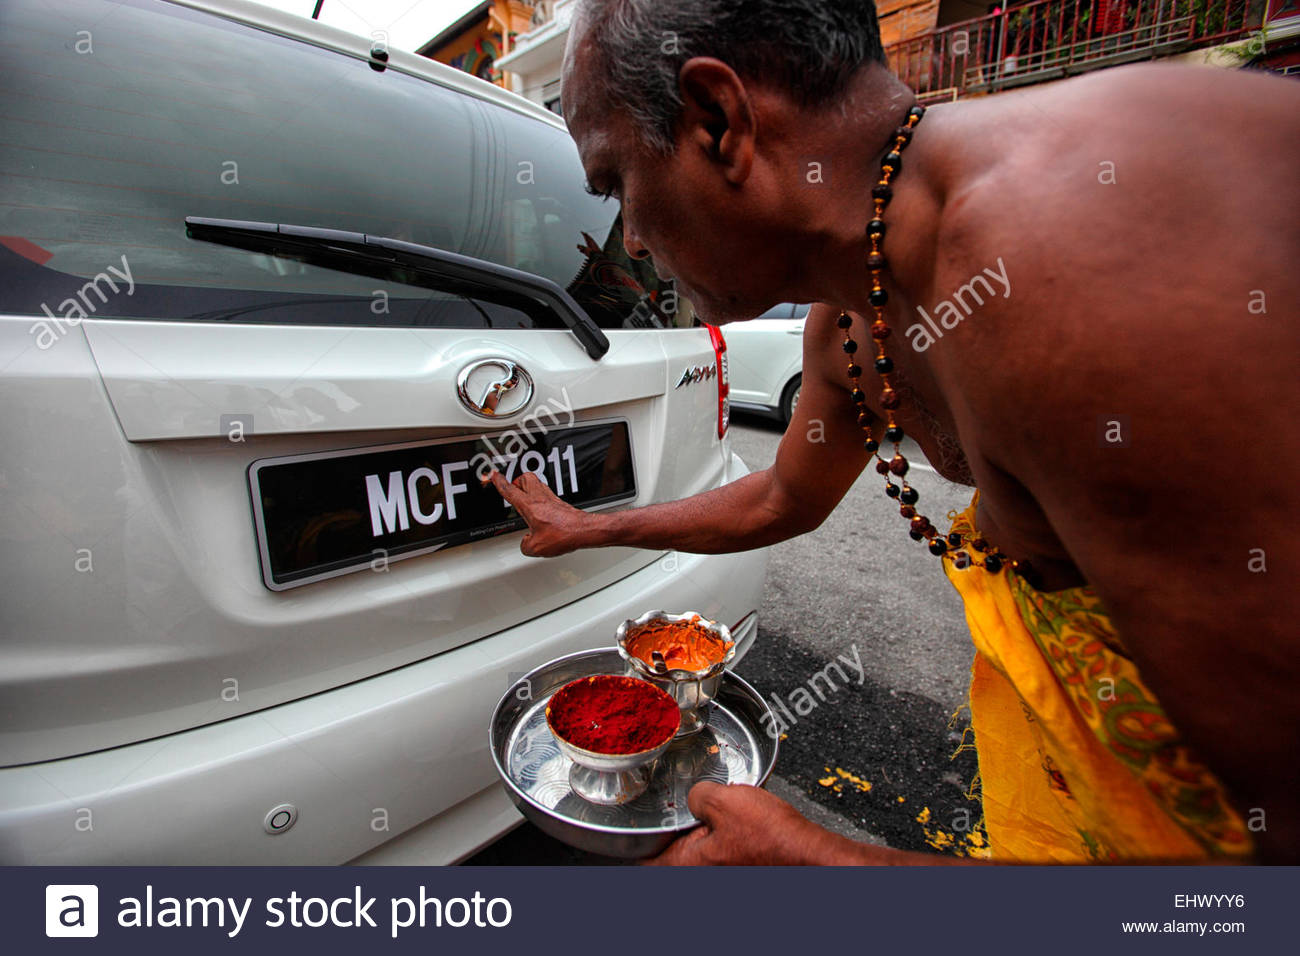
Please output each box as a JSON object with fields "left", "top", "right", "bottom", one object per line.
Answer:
{"left": 490, "top": 648, "right": 778, "bottom": 859}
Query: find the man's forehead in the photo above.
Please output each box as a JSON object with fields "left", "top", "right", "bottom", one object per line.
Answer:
{"left": 562, "top": 14, "right": 625, "bottom": 158}
{"left": 560, "top": 12, "right": 597, "bottom": 123}
{"left": 574, "top": 132, "right": 622, "bottom": 192}
{"left": 563, "top": 78, "right": 622, "bottom": 173}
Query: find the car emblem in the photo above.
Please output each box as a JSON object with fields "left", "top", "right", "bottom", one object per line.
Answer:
{"left": 457, "top": 359, "right": 534, "bottom": 418}
{"left": 674, "top": 364, "right": 717, "bottom": 389}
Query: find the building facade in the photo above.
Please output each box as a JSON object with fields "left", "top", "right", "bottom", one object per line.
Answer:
{"left": 494, "top": 0, "right": 576, "bottom": 112}
{"left": 890, "top": 0, "right": 1298, "bottom": 102}
{"left": 437, "top": 0, "right": 1297, "bottom": 106}
{"left": 417, "top": 0, "right": 537, "bottom": 90}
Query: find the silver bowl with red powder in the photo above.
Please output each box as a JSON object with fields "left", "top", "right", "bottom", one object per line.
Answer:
{"left": 545, "top": 675, "right": 680, "bottom": 806}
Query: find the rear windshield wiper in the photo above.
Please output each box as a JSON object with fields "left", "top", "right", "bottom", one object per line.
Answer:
{"left": 183, "top": 217, "right": 610, "bottom": 360}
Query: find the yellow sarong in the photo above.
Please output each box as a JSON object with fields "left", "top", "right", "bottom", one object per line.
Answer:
{"left": 942, "top": 492, "right": 1253, "bottom": 862}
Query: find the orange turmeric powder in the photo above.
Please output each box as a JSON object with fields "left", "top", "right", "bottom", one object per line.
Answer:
{"left": 626, "top": 615, "right": 733, "bottom": 672}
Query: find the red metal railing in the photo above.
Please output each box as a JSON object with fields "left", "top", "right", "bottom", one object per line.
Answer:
{"left": 888, "top": 0, "right": 1260, "bottom": 100}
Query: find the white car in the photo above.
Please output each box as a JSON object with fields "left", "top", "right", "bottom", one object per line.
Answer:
{"left": 0, "top": 0, "right": 767, "bottom": 864}
{"left": 725, "top": 304, "right": 809, "bottom": 425}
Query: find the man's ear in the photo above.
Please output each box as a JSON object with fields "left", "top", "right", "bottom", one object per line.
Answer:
{"left": 677, "top": 57, "right": 754, "bottom": 185}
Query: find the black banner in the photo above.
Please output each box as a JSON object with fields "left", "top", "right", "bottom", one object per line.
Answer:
{"left": 12, "top": 865, "right": 1296, "bottom": 954}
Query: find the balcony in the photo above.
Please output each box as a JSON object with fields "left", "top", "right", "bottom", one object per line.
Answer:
{"left": 496, "top": 0, "right": 574, "bottom": 83}
{"left": 888, "top": 0, "right": 1262, "bottom": 101}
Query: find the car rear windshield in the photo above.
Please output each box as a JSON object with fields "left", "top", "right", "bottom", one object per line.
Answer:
{"left": 0, "top": 0, "right": 686, "bottom": 331}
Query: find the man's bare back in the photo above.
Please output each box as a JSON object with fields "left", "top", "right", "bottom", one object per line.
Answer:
{"left": 806, "top": 64, "right": 1299, "bottom": 584}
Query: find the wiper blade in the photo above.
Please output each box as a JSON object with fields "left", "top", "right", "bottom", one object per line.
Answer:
{"left": 183, "top": 217, "right": 610, "bottom": 359}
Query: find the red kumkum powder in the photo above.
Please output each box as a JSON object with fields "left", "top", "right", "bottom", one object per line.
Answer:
{"left": 547, "top": 675, "right": 679, "bottom": 754}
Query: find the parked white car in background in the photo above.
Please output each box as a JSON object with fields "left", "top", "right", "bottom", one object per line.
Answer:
{"left": 724, "top": 304, "right": 809, "bottom": 425}
{"left": 0, "top": 0, "right": 767, "bottom": 865}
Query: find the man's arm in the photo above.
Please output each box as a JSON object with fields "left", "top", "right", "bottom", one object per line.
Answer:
{"left": 490, "top": 305, "right": 873, "bottom": 557}
{"left": 645, "top": 783, "right": 982, "bottom": 865}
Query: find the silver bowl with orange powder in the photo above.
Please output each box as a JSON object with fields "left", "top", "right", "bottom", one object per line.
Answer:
{"left": 616, "top": 610, "right": 736, "bottom": 736}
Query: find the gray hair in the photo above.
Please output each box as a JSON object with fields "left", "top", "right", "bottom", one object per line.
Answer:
{"left": 570, "top": 0, "right": 888, "bottom": 153}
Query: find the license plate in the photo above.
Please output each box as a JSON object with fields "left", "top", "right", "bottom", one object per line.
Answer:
{"left": 248, "top": 420, "right": 636, "bottom": 590}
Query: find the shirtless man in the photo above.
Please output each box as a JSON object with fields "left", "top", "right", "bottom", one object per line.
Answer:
{"left": 489, "top": 0, "right": 1300, "bottom": 863}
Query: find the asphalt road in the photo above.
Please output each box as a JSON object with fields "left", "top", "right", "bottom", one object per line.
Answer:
{"left": 464, "top": 411, "right": 979, "bottom": 864}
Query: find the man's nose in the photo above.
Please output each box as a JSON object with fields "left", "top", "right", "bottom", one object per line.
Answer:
{"left": 623, "top": 220, "right": 651, "bottom": 260}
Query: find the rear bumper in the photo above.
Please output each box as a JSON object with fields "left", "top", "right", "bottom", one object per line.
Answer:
{"left": 0, "top": 540, "right": 768, "bottom": 864}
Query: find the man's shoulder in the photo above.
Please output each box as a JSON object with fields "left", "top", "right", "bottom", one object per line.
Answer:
{"left": 994, "top": 61, "right": 1300, "bottom": 133}
{"left": 799, "top": 303, "right": 852, "bottom": 388}
{"left": 928, "top": 62, "right": 1298, "bottom": 316}
{"left": 938, "top": 62, "right": 1298, "bottom": 202}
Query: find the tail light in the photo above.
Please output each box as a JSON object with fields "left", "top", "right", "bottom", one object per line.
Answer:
{"left": 706, "top": 323, "right": 729, "bottom": 439}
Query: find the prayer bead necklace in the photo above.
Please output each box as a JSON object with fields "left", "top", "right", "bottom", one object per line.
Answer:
{"left": 839, "top": 103, "right": 1036, "bottom": 584}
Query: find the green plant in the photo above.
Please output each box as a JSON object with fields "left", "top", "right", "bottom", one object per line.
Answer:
{"left": 1220, "top": 24, "right": 1269, "bottom": 59}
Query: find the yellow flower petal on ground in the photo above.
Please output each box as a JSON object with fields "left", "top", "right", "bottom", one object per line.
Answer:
{"left": 833, "top": 767, "right": 872, "bottom": 792}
